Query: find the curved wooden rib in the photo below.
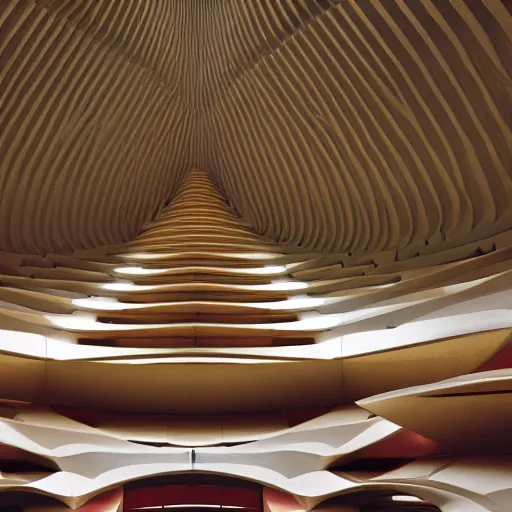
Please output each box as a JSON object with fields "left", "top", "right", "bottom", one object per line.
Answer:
{"left": 0, "top": 1, "right": 511, "bottom": 260}
{"left": 1, "top": 2, "right": 512, "bottom": 507}
{"left": 0, "top": 404, "right": 509, "bottom": 511}
{"left": 357, "top": 369, "right": 512, "bottom": 453}
{"left": 0, "top": 172, "right": 510, "bottom": 507}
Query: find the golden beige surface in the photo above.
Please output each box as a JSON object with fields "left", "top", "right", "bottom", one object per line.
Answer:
{"left": 0, "top": 169, "right": 510, "bottom": 511}
{"left": 0, "top": 0, "right": 511, "bottom": 257}
{"left": 0, "top": 2, "right": 511, "bottom": 511}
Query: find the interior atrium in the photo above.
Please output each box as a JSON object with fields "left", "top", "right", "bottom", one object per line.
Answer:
{"left": 0, "top": 1, "right": 511, "bottom": 511}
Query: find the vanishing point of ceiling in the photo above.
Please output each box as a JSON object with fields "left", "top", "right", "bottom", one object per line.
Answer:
{"left": 1, "top": 0, "right": 511, "bottom": 257}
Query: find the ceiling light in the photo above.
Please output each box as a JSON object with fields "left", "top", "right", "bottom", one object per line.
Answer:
{"left": 292, "top": 315, "right": 342, "bottom": 330}
{"left": 120, "top": 252, "right": 162, "bottom": 259}
{"left": 72, "top": 297, "right": 131, "bottom": 310}
{"left": 160, "top": 506, "right": 250, "bottom": 510}
{"left": 46, "top": 314, "right": 99, "bottom": 330}
{"left": 228, "top": 252, "right": 278, "bottom": 260}
{"left": 113, "top": 357, "right": 283, "bottom": 364}
{"left": 134, "top": 506, "right": 250, "bottom": 510}
{"left": 102, "top": 282, "right": 154, "bottom": 291}
{"left": 114, "top": 266, "right": 163, "bottom": 275}
{"left": 261, "top": 296, "right": 326, "bottom": 310}
{"left": 391, "top": 495, "right": 424, "bottom": 503}
{"left": 166, "top": 506, "right": 220, "bottom": 509}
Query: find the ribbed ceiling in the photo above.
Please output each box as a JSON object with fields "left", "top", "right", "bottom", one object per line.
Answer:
{"left": 0, "top": 0, "right": 194, "bottom": 254}
{"left": 1, "top": 0, "right": 511, "bottom": 257}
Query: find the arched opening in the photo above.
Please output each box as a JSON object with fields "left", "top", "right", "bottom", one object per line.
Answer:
{"left": 123, "top": 474, "right": 262, "bottom": 512}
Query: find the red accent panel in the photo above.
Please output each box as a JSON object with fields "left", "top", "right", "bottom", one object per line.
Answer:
{"left": 124, "top": 484, "right": 260, "bottom": 511}
{"left": 263, "top": 487, "right": 304, "bottom": 512}
{"left": 285, "top": 407, "right": 331, "bottom": 427}
{"left": 53, "top": 407, "right": 105, "bottom": 428}
{"left": 356, "top": 429, "right": 440, "bottom": 459}
{"left": 0, "top": 444, "right": 36, "bottom": 461}
{"left": 79, "top": 487, "right": 123, "bottom": 510}
{"left": 476, "top": 342, "right": 512, "bottom": 372}
{"left": 0, "top": 399, "right": 31, "bottom": 407}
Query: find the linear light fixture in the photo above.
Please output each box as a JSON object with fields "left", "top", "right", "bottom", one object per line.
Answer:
{"left": 250, "top": 296, "right": 326, "bottom": 310}
{"left": 132, "top": 506, "right": 255, "bottom": 510}
{"left": 72, "top": 297, "right": 131, "bottom": 310}
{"left": 391, "top": 495, "right": 425, "bottom": 503}
{"left": 114, "top": 265, "right": 287, "bottom": 276}
{"left": 102, "top": 282, "right": 155, "bottom": 291}
{"left": 114, "top": 266, "right": 163, "bottom": 275}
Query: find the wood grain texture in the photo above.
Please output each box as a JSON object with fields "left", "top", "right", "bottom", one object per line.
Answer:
{"left": 198, "top": 0, "right": 512, "bottom": 256}
{"left": 1, "top": 2, "right": 512, "bottom": 510}
{"left": 1, "top": 0, "right": 511, "bottom": 258}
{"left": 0, "top": 0, "right": 194, "bottom": 254}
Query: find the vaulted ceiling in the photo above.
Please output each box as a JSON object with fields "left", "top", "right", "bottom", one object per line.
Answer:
{"left": 1, "top": 0, "right": 511, "bottom": 257}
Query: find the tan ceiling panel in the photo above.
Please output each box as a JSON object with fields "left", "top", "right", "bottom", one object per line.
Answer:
{"left": 1, "top": 2, "right": 512, "bottom": 510}
{"left": 1, "top": 0, "right": 511, "bottom": 257}
{"left": 0, "top": 0, "right": 192, "bottom": 254}
{"left": 204, "top": 2, "right": 512, "bottom": 252}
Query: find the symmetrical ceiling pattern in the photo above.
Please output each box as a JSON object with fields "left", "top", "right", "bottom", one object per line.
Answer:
{"left": 0, "top": 170, "right": 511, "bottom": 510}
{"left": 0, "top": 0, "right": 194, "bottom": 253}
{"left": 1, "top": 1, "right": 512, "bottom": 511}
{"left": 1, "top": 0, "right": 511, "bottom": 256}
{"left": 200, "top": 0, "right": 512, "bottom": 254}
{"left": 0, "top": 401, "right": 511, "bottom": 511}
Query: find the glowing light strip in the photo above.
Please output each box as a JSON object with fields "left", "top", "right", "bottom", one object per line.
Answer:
{"left": 391, "top": 495, "right": 425, "bottom": 503}
{"left": 101, "top": 281, "right": 308, "bottom": 292}
{"left": 72, "top": 296, "right": 329, "bottom": 312}
{"left": 133, "top": 506, "right": 252, "bottom": 510}
{"left": 114, "top": 266, "right": 163, "bottom": 275}
{"left": 45, "top": 312, "right": 342, "bottom": 332}
{"left": 72, "top": 297, "right": 135, "bottom": 310}
{"left": 114, "top": 265, "right": 287, "bottom": 276}
{"left": 247, "top": 296, "right": 326, "bottom": 310}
